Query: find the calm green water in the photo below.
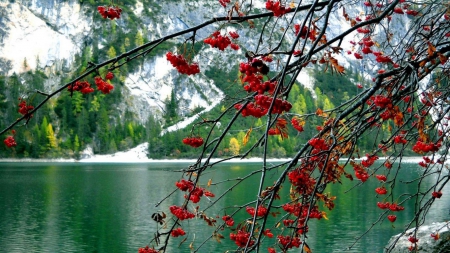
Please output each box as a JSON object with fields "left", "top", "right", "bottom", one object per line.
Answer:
{"left": 0, "top": 162, "right": 448, "bottom": 253}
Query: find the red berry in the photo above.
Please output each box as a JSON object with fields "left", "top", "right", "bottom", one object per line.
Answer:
{"left": 166, "top": 52, "right": 200, "bottom": 75}
{"left": 4, "top": 136, "right": 17, "bottom": 148}
{"left": 375, "top": 187, "right": 387, "bottom": 195}
{"left": 376, "top": 175, "right": 387, "bottom": 182}
{"left": 387, "top": 215, "right": 397, "bottom": 222}
{"left": 432, "top": 191, "right": 442, "bottom": 198}
{"left": 222, "top": 215, "right": 235, "bottom": 226}
{"left": 408, "top": 236, "right": 418, "bottom": 243}
{"left": 171, "top": 227, "right": 186, "bottom": 237}
{"left": 105, "top": 72, "right": 114, "bottom": 80}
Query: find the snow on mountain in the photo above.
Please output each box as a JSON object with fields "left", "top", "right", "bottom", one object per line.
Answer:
{"left": 122, "top": 54, "right": 224, "bottom": 124}
{"left": 0, "top": 0, "right": 226, "bottom": 125}
{"left": 2, "top": 0, "right": 410, "bottom": 139}
{"left": 79, "top": 142, "right": 152, "bottom": 162}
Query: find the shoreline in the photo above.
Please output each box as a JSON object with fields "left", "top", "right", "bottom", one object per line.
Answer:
{"left": 0, "top": 156, "right": 431, "bottom": 164}
{"left": 0, "top": 142, "right": 437, "bottom": 164}
{"left": 0, "top": 157, "right": 293, "bottom": 164}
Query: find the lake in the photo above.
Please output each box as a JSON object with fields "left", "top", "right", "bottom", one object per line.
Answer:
{"left": 0, "top": 161, "right": 449, "bottom": 253}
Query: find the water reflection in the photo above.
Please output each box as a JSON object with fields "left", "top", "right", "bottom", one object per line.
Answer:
{"left": 0, "top": 162, "right": 448, "bottom": 253}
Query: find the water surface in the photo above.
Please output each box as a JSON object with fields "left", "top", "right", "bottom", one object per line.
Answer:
{"left": 0, "top": 162, "right": 448, "bottom": 252}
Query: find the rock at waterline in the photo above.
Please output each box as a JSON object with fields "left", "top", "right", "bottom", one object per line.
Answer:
{"left": 384, "top": 221, "right": 449, "bottom": 252}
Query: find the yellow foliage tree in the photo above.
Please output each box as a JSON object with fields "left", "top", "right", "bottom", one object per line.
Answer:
{"left": 229, "top": 137, "right": 240, "bottom": 156}
{"left": 46, "top": 123, "right": 57, "bottom": 149}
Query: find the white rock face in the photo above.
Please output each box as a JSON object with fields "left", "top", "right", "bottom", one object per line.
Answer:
{"left": 123, "top": 54, "right": 224, "bottom": 124}
{"left": 0, "top": 0, "right": 91, "bottom": 74}
{"left": 385, "top": 221, "right": 450, "bottom": 253}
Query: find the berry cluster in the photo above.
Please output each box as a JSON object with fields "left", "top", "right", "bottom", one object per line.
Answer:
{"left": 204, "top": 190, "right": 215, "bottom": 197}
{"left": 376, "top": 202, "right": 405, "bottom": 211}
{"left": 268, "top": 128, "right": 281, "bottom": 136}
{"left": 254, "top": 94, "right": 292, "bottom": 114}
{"left": 239, "top": 58, "right": 270, "bottom": 76}
{"left": 265, "top": 0, "right": 291, "bottom": 17}
{"left": 245, "top": 206, "right": 268, "bottom": 217}
{"left": 166, "top": 52, "right": 200, "bottom": 75}
{"left": 308, "top": 138, "right": 330, "bottom": 152}
{"left": 219, "top": 0, "right": 231, "bottom": 7}
{"left": 352, "top": 163, "right": 369, "bottom": 182}
{"left": 171, "top": 227, "right": 186, "bottom": 237}
{"left": 239, "top": 57, "right": 275, "bottom": 97}
{"left": 357, "top": 27, "right": 371, "bottom": 34}
{"left": 361, "top": 154, "right": 379, "bottom": 167}
{"left": 431, "top": 233, "right": 439, "bottom": 240}
{"left": 263, "top": 229, "right": 274, "bottom": 238}
{"left": 432, "top": 191, "right": 442, "bottom": 198}
{"left": 375, "top": 187, "right": 387, "bottom": 195}
{"left": 277, "top": 235, "right": 302, "bottom": 250}
{"left": 138, "top": 246, "right": 158, "bottom": 253}
{"left": 371, "top": 95, "right": 392, "bottom": 109}
{"left": 282, "top": 203, "right": 323, "bottom": 219}
{"left": 376, "top": 174, "right": 387, "bottom": 182}
{"left": 243, "top": 78, "right": 276, "bottom": 95}
{"left": 294, "top": 24, "right": 316, "bottom": 40}
{"left": 105, "top": 71, "right": 114, "bottom": 80}
{"left": 408, "top": 236, "right": 419, "bottom": 243}
{"left": 18, "top": 99, "right": 34, "bottom": 119}
{"left": 68, "top": 80, "right": 94, "bottom": 94}
{"left": 384, "top": 160, "right": 393, "bottom": 169}
{"left": 175, "top": 179, "right": 194, "bottom": 191}
{"left": 169, "top": 205, "right": 195, "bottom": 220}
{"left": 412, "top": 140, "right": 441, "bottom": 154}
{"left": 375, "top": 53, "right": 393, "bottom": 64}
{"left": 379, "top": 109, "right": 393, "bottom": 121}
{"left": 229, "top": 230, "right": 254, "bottom": 247}
{"left": 393, "top": 5, "right": 419, "bottom": 16}
{"left": 185, "top": 187, "right": 204, "bottom": 203}
{"left": 94, "top": 76, "right": 114, "bottom": 94}
{"left": 204, "top": 31, "right": 240, "bottom": 51}
{"left": 291, "top": 117, "right": 304, "bottom": 132}
{"left": 222, "top": 215, "right": 235, "bottom": 226}
{"left": 182, "top": 136, "right": 204, "bottom": 147}
{"left": 387, "top": 215, "right": 397, "bottom": 222}
{"left": 175, "top": 179, "right": 214, "bottom": 203}
{"left": 354, "top": 52, "right": 364, "bottom": 59}
{"left": 97, "top": 6, "right": 122, "bottom": 20}
{"left": 4, "top": 135, "right": 17, "bottom": 148}
{"left": 394, "top": 135, "right": 407, "bottom": 144}
{"left": 283, "top": 219, "right": 294, "bottom": 227}
{"left": 351, "top": 32, "right": 398, "bottom": 70}
{"left": 288, "top": 168, "right": 316, "bottom": 195}
{"left": 234, "top": 103, "right": 268, "bottom": 118}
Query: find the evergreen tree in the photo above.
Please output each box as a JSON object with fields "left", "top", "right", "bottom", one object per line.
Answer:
{"left": 39, "top": 117, "right": 50, "bottom": 154}
{"left": 107, "top": 46, "right": 117, "bottom": 59}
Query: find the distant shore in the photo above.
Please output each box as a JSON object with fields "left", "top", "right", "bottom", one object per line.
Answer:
{"left": 0, "top": 142, "right": 440, "bottom": 164}
{"left": 0, "top": 156, "right": 434, "bottom": 164}
{"left": 0, "top": 157, "right": 293, "bottom": 164}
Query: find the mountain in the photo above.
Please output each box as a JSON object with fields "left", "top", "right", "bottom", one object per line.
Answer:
{"left": 0, "top": 0, "right": 410, "bottom": 159}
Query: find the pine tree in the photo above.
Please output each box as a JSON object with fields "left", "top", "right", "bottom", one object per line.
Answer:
{"left": 107, "top": 46, "right": 117, "bottom": 59}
